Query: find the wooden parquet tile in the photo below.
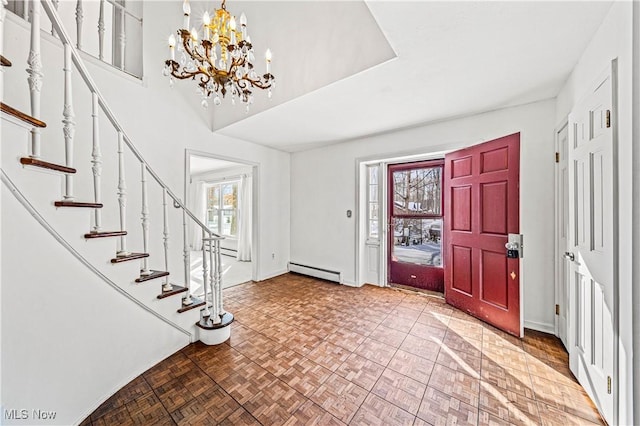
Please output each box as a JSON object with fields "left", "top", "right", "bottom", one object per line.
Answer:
{"left": 306, "top": 340, "right": 351, "bottom": 371}
{"left": 284, "top": 400, "right": 346, "bottom": 426}
{"left": 281, "top": 357, "right": 333, "bottom": 397}
{"left": 350, "top": 393, "right": 415, "bottom": 426}
{"left": 243, "top": 379, "right": 307, "bottom": 424}
{"left": 382, "top": 314, "right": 418, "bottom": 332}
{"left": 428, "top": 363, "right": 480, "bottom": 407}
{"left": 418, "top": 386, "right": 478, "bottom": 426}
{"left": 353, "top": 337, "right": 397, "bottom": 366}
{"left": 335, "top": 353, "right": 385, "bottom": 391}
{"left": 387, "top": 349, "right": 434, "bottom": 385}
{"left": 82, "top": 275, "right": 604, "bottom": 426}
{"left": 368, "top": 324, "right": 408, "bottom": 348}
{"left": 309, "top": 373, "right": 368, "bottom": 424}
{"left": 371, "top": 368, "right": 426, "bottom": 415}
{"left": 416, "top": 310, "right": 451, "bottom": 329}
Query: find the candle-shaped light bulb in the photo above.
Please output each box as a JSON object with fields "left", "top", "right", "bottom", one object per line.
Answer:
{"left": 203, "top": 11, "right": 210, "bottom": 39}
{"left": 265, "top": 48, "right": 272, "bottom": 73}
{"left": 183, "top": 0, "right": 191, "bottom": 29}
{"left": 168, "top": 34, "right": 176, "bottom": 60}
{"left": 229, "top": 16, "right": 236, "bottom": 44}
{"left": 191, "top": 27, "right": 198, "bottom": 41}
{"left": 239, "top": 12, "right": 247, "bottom": 39}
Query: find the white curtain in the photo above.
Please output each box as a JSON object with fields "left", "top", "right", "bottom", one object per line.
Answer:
{"left": 189, "top": 180, "right": 206, "bottom": 250}
{"left": 237, "top": 174, "right": 252, "bottom": 261}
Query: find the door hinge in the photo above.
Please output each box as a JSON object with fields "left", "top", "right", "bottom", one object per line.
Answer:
{"left": 555, "top": 152, "right": 560, "bottom": 163}
{"left": 555, "top": 304, "right": 560, "bottom": 315}
{"left": 606, "top": 110, "right": 611, "bottom": 128}
{"left": 607, "top": 376, "right": 612, "bottom": 394}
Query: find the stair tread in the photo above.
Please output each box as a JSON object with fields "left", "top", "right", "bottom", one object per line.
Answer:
{"left": 177, "top": 296, "right": 206, "bottom": 313}
{"left": 157, "top": 284, "right": 188, "bottom": 299}
{"left": 55, "top": 201, "right": 103, "bottom": 208}
{"left": 20, "top": 157, "right": 76, "bottom": 174}
{"left": 0, "top": 55, "right": 11, "bottom": 67}
{"left": 1, "top": 102, "right": 46, "bottom": 128}
{"left": 135, "top": 270, "right": 169, "bottom": 283}
{"left": 110, "top": 252, "right": 149, "bottom": 263}
{"left": 84, "top": 230, "right": 127, "bottom": 239}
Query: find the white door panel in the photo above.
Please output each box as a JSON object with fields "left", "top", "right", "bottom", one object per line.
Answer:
{"left": 567, "top": 65, "right": 616, "bottom": 424}
{"left": 556, "top": 123, "right": 569, "bottom": 347}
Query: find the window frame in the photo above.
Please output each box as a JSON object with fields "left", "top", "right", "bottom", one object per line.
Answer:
{"left": 204, "top": 180, "right": 240, "bottom": 238}
{"left": 366, "top": 163, "right": 381, "bottom": 241}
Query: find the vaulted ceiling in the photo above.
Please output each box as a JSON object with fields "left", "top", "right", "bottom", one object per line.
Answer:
{"left": 178, "top": 1, "right": 614, "bottom": 152}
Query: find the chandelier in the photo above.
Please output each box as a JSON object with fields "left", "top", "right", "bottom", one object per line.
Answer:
{"left": 163, "top": 0, "right": 275, "bottom": 109}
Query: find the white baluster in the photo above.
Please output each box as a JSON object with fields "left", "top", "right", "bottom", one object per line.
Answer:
{"left": 116, "top": 131, "right": 129, "bottom": 257}
{"left": 26, "top": 0, "right": 43, "bottom": 159}
{"left": 75, "top": 0, "right": 83, "bottom": 50}
{"left": 182, "top": 210, "right": 193, "bottom": 305}
{"left": 162, "top": 189, "right": 172, "bottom": 292}
{"left": 62, "top": 42, "right": 75, "bottom": 199}
{"left": 216, "top": 239, "right": 225, "bottom": 314}
{"left": 22, "top": 0, "right": 27, "bottom": 20}
{"left": 209, "top": 237, "right": 220, "bottom": 324}
{"left": 140, "top": 163, "right": 150, "bottom": 276}
{"left": 97, "top": 0, "right": 104, "bottom": 60}
{"left": 201, "top": 230, "right": 210, "bottom": 319}
{"left": 118, "top": 7, "right": 125, "bottom": 70}
{"left": 51, "top": 0, "right": 59, "bottom": 36}
{"left": 90, "top": 92, "right": 102, "bottom": 233}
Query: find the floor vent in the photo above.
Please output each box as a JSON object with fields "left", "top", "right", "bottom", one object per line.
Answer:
{"left": 288, "top": 262, "right": 341, "bottom": 283}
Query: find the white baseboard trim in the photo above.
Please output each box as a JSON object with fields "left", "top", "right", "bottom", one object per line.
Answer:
{"left": 524, "top": 320, "right": 556, "bottom": 335}
{"left": 340, "top": 280, "right": 358, "bottom": 287}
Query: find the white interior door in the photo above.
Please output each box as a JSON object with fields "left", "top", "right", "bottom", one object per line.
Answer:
{"left": 567, "top": 65, "right": 616, "bottom": 424}
{"left": 555, "top": 123, "right": 569, "bottom": 348}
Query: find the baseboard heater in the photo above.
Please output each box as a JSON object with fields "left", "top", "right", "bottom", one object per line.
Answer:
{"left": 288, "top": 262, "right": 342, "bottom": 284}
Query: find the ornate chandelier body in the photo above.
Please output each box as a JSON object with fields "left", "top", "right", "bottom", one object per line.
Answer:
{"left": 163, "top": 0, "right": 274, "bottom": 108}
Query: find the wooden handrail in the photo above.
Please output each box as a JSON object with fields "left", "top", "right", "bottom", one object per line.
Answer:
{"left": 40, "top": 0, "right": 221, "bottom": 240}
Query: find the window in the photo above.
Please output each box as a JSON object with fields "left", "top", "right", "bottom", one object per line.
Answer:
{"left": 367, "top": 164, "right": 380, "bottom": 239}
{"left": 205, "top": 181, "right": 239, "bottom": 237}
{"left": 390, "top": 163, "right": 444, "bottom": 267}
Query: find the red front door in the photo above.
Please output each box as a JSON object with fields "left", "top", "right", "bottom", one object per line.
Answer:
{"left": 444, "top": 133, "right": 520, "bottom": 336}
{"left": 388, "top": 160, "right": 444, "bottom": 292}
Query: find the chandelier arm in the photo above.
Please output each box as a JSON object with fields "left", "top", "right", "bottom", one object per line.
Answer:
{"left": 243, "top": 78, "right": 272, "bottom": 90}
{"left": 167, "top": 61, "right": 207, "bottom": 81}
{"left": 181, "top": 35, "right": 209, "bottom": 65}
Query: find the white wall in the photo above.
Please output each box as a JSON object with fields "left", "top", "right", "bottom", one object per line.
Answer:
{"left": 555, "top": 2, "right": 634, "bottom": 424}
{"left": 2, "top": 6, "right": 290, "bottom": 282}
{"left": 291, "top": 99, "right": 557, "bottom": 332}
{"left": 1, "top": 182, "right": 189, "bottom": 425}
{"left": 1, "top": 3, "right": 290, "bottom": 423}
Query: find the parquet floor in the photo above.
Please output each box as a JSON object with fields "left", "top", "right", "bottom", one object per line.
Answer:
{"left": 83, "top": 274, "right": 604, "bottom": 426}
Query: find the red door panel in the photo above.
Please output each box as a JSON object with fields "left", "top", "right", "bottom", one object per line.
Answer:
{"left": 444, "top": 133, "right": 520, "bottom": 336}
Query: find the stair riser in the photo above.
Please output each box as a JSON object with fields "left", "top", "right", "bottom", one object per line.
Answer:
{"left": 3, "top": 121, "right": 201, "bottom": 336}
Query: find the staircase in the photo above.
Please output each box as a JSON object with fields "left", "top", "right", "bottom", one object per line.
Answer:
{"left": 1, "top": 0, "right": 233, "bottom": 345}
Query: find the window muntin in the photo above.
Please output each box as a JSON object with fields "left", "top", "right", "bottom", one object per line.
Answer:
{"left": 206, "top": 181, "right": 238, "bottom": 237}
{"left": 392, "top": 167, "right": 442, "bottom": 216}
{"left": 390, "top": 163, "right": 444, "bottom": 267}
{"left": 367, "top": 164, "right": 380, "bottom": 239}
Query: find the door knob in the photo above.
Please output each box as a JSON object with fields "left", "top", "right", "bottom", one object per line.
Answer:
{"left": 563, "top": 252, "right": 575, "bottom": 261}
